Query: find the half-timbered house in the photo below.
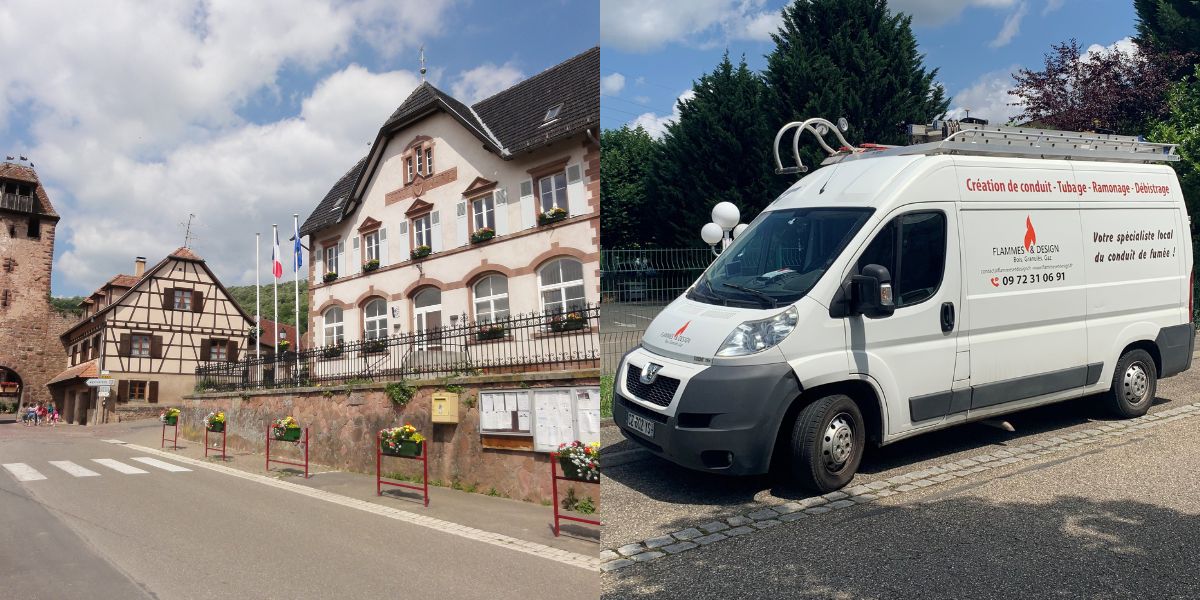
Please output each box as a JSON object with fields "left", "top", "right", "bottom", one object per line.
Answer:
{"left": 47, "top": 248, "right": 254, "bottom": 424}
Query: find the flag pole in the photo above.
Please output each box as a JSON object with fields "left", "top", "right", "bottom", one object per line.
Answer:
{"left": 255, "top": 232, "right": 261, "bottom": 382}
{"left": 272, "top": 224, "right": 279, "bottom": 367}
{"left": 293, "top": 213, "right": 301, "bottom": 379}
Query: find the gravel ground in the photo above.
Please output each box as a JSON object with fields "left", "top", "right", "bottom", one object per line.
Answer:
{"left": 601, "top": 359, "right": 1200, "bottom": 551}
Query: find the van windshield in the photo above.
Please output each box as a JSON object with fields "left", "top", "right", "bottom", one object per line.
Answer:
{"left": 689, "top": 208, "right": 874, "bottom": 308}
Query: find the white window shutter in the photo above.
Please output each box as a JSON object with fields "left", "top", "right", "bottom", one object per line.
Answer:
{"left": 430, "top": 210, "right": 443, "bottom": 252}
{"left": 566, "top": 163, "right": 586, "bottom": 217}
{"left": 457, "top": 202, "right": 469, "bottom": 247}
{"left": 494, "top": 187, "right": 509, "bottom": 236}
{"left": 519, "top": 178, "right": 535, "bottom": 230}
{"left": 379, "top": 228, "right": 389, "bottom": 266}
{"left": 337, "top": 241, "right": 345, "bottom": 273}
{"left": 398, "top": 222, "right": 409, "bottom": 259}
{"left": 352, "top": 235, "right": 360, "bottom": 254}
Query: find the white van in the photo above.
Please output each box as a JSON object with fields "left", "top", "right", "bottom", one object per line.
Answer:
{"left": 614, "top": 118, "right": 1195, "bottom": 492}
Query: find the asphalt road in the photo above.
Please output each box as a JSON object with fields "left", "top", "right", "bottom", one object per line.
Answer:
{"left": 0, "top": 425, "right": 596, "bottom": 600}
{"left": 602, "top": 364, "right": 1200, "bottom": 599}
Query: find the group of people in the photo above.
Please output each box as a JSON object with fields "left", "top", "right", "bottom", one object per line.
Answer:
{"left": 21, "top": 401, "right": 59, "bottom": 426}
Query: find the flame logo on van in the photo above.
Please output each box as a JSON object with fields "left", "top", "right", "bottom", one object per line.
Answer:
{"left": 1023, "top": 216, "right": 1036, "bottom": 251}
{"left": 674, "top": 321, "right": 692, "bottom": 338}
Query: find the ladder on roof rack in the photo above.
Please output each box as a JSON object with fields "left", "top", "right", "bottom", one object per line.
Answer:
{"left": 902, "top": 122, "right": 1179, "bottom": 163}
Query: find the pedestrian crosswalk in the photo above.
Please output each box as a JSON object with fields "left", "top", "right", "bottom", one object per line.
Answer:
{"left": 2, "top": 457, "right": 192, "bottom": 481}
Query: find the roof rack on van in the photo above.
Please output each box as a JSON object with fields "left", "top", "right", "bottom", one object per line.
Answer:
{"left": 898, "top": 121, "right": 1180, "bottom": 164}
{"left": 773, "top": 117, "right": 859, "bottom": 175}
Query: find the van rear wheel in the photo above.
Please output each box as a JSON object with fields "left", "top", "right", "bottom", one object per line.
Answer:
{"left": 1106, "top": 349, "right": 1157, "bottom": 418}
{"left": 789, "top": 394, "right": 864, "bottom": 493}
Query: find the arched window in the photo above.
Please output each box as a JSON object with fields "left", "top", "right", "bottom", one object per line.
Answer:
{"left": 412, "top": 288, "right": 442, "bottom": 350}
{"left": 473, "top": 275, "right": 509, "bottom": 323}
{"left": 538, "top": 258, "right": 585, "bottom": 315}
{"left": 363, "top": 298, "right": 388, "bottom": 340}
{"left": 323, "top": 307, "right": 344, "bottom": 346}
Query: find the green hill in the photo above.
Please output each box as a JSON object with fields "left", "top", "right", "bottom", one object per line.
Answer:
{"left": 227, "top": 281, "right": 308, "bottom": 334}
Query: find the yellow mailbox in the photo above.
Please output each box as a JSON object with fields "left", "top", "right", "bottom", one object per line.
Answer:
{"left": 431, "top": 392, "right": 460, "bottom": 424}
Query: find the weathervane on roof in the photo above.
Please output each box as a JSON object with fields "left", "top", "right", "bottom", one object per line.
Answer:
{"left": 419, "top": 45, "right": 426, "bottom": 82}
{"left": 180, "top": 213, "right": 198, "bottom": 248}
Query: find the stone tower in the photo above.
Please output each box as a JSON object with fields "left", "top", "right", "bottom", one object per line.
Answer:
{"left": 0, "top": 161, "right": 65, "bottom": 408}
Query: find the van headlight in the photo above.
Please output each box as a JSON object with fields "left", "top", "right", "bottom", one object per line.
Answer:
{"left": 716, "top": 306, "right": 799, "bottom": 357}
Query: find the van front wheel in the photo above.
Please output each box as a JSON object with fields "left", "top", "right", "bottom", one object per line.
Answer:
{"left": 789, "top": 394, "right": 865, "bottom": 493}
{"left": 1106, "top": 349, "right": 1157, "bottom": 418}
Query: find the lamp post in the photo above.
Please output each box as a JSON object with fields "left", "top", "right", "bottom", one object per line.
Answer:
{"left": 702, "top": 202, "right": 745, "bottom": 256}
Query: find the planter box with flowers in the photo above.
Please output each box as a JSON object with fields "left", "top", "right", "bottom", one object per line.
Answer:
{"left": 160, "top": 407, "right": 180, "bottom": 426}
{"left": 548, "top": 311, "right": 586, "bottom": 332}
{"left": 476, "top": 324, "right": 506, "bottom": 341}
{"left": 362, "top": 337, "right": 388, "bottom": 354}
{"left": 557, "top": 440, "right": 600, "bottom": 482}
{"left": 204, "top": 411, "right": 226, "bottom": 433}
{"left": 272, "top": 416, "right": 302, "bottom": 441}
{"left": 537, "top": 207, "right": 568, "bottom": 226}
{"left": 410, "top": 245, "right": 432, "bottom": 260}
{"left": 470, "top": 227, "right": 495, "bottom": 244}
{"left": 362, "top": 259, "right": 380, "bottom": 273}
{"left": 323, "top": 271, "right": 339, "bottom": 283}
{"left": 321, "top": 343, "right": 344, "bottom": 360}
{"left": 380, "top": 424, "right": 425, "bottom": 457}
{"left": 274, "top": 340, "right": 291, "bottom": 360}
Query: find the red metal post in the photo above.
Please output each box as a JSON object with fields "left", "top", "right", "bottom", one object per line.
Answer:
{"left": 376, "top": 432, "right": 382, "bottom": 496}
{"left": 161, "top": 421, "right": 166, "bottom": 449}
{"left": 173, "top": 422, "right": 178, "bottom": 450}
{"left": 422, "top": 442, "right": 429, "bottom": 507}
{"left": 551, "top": 452, "right": 561, "bottom": 536}
{"left": 265, "top": 423, "right": 270, "bottom": 472}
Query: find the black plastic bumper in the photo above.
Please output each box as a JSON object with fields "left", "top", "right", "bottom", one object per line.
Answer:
{"left": 614, "top": 360, "right": 801, "bottom": 475}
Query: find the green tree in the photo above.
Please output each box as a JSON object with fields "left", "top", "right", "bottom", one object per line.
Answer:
{"left": 649, "top": 53, "right": 780, "bottom": 247}
{"left": 1150, "top": 65, "right": 1200, "bottom": 229}
{"left": 600, "top": 125, "right": 659, "bottom": 249}
{"left": 226, "top": 281, "right": 308, "bottom": 334}
{"left": 1136, "top": 0, "right": 1200, "bottom": 57}
{"left": 765, "top": 0, "right": 949, "bottom": 174}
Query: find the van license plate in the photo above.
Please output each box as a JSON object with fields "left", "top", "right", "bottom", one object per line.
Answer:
{"left": 626, "top": 412, "right": 655, "bottom": 438}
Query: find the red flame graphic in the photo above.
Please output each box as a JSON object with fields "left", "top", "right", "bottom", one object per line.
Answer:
{"left": 674, "top": 321, "right": 691, "bottom": 338}
{"left": 1023, "top": 216, "right": 1036, "bottom": 251}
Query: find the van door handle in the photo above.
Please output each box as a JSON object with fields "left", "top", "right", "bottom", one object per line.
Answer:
{"left": 940, "top": 302, "right": 955, "bottom": 332}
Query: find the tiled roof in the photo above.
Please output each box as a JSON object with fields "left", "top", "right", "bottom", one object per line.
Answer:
{"left": 109, "top": 275, "right": 140, "bottom": 288}
{"left": 0, "top": 162, "right": 59, "bottom": 218}
{"left": 473, "top": 46, "right": 599, "bottom": 155}
{"left": 382, "top": 83, "right": 498, "bottom": 150}
{"left": 258, "top": 318, "right": 301, "bottom": 351}
{"left": 170, "top": 246, "right": 202, "bottom": 261}
{"left": 298, "top": 157, "right": 367, "bottom": 238}
{"left": 46, "top": 360, "right": 98, "bottom": 386}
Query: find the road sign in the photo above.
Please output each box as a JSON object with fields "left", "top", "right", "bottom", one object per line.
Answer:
{"left": 98, "top": 389, "right": 110, "bottom": 398}
{"left": 86, "top": 378, "right": 115, "bottom": 387}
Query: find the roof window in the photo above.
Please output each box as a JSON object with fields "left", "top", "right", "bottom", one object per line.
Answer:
{"left": 543, "top": 103, "right": 563, "bottom": 123}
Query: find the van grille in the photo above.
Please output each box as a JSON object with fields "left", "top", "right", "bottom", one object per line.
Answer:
{"left": 625, "top": 364, "right": 680, "bottom": 408}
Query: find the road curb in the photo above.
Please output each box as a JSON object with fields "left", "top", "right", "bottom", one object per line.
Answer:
{"left": 600, "top": 401, "right": 1200, "bottom": 573}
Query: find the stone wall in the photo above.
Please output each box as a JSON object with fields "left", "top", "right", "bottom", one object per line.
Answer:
{"left": 0, "top": 211, "right": 71, "bottom": 407}
{"left": 182, "top": 369, "right": 600, "bottom": 504}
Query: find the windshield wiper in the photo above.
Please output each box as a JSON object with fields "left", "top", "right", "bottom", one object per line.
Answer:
{"left": 721, "top": 283, "right": 778, "bottom": 308}
{"left": 690, "top": 278, "right": 728, "bottom": 305}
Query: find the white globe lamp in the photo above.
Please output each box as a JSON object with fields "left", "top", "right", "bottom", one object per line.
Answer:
{"left": 711, "top": 202, "right": 740, "bottom": 231}
{"left": 732, "top": 223, "right": 748, "bottom": 239}
{"left": 701, "top": 222, "right": 724, "bottom": 246}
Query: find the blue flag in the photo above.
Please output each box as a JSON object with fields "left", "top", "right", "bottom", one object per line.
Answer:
{"left": 293, "top": 222, "right": 303, "bottom": 271}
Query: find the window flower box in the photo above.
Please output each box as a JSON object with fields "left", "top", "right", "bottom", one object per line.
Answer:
{"left": 380, "top": 424, "right": 425, "bottom": 457}
{"left": 321, "top": 344, "right": 344, "bottom": 360}
{"left": 476, "top": 325, "right": 506, "bottom": 341}
{"left": 272, "top": 416, "right": 302, "bottom": 441}
{"left": 160, "top": 407, "right": 180, "bottom": 426}
{"left": 470, "top": 227, "right": 495, "bottom": 244}
{"left": 323, "top": 271, "right": 339, "bottom": 283}
{"left": 537, "top": 207, "right": 568, "bottom": 226}
{"left": 557, "top": 440, "right": 600, "bottom": 482}
{"left": 363, "top": 338, "right": 388, "bottom": 354}
{"left": 205, "top": 411, "right": 226, "bottom": 433}
{"left": 548, "top": 311, "right": 586, "bottom": 332}
{"left": 362, "top": 259, "right": 380, "bottom": 273}
{"left": 410, "top": 245, "right": 432, "bottom": 260}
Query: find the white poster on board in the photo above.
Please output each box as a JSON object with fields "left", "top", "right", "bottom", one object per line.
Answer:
{"left": 533, "top": 389, "right": 576, "bottom": 452}
{"left": 575, "top": 388, "right": 601, "bottom": 443}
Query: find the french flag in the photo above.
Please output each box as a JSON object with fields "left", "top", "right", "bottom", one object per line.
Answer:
{"left": 271, "top": 229, "right": 283, "bottom": 279}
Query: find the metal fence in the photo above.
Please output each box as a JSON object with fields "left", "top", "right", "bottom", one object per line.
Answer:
{"left": 195, "top": 305, "right": 599, "bottom": 392}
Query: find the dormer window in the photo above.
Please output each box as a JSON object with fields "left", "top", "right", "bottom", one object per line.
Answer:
{"left": 543, "top": 103, "right": 563, "bottom": 123}
{"left": 403, "top": 138, "right": 435, "bottom": 185}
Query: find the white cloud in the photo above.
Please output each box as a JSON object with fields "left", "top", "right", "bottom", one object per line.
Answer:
{"left": 0, "top": 0, "right": 453, "bottom": 294}
{"left": 888, "top": 0, "right": 1018, "bottom": 27}
{"left": 601, "top": 0, "right": 782, "bottom": 53}
{"left": 1084, "top": 36, "right": 1137, "bottom": 59}
{"left": 630, "top": 90, "right": 695, "bottom": 138}
{"left": 944, "top": 66, "right": 1024, "bottom": 125}
{"left": 450, "top": 62, "right": 526, "bottom": 104}
{"left": 601, "top": 72, "right": 627, "bottom": 95}
{"left": 989, "top": 1, "right": 1028, "bottom": 48}
{"left": 1042, "top": 0, "right": 1066, "bottom": 15}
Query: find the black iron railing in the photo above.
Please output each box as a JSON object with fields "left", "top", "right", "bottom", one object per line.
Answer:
{"left": 194, "top": 305, "right": 599, "bottom": 392}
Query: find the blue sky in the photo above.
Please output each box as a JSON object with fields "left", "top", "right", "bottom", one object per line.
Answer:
{"left": 600, "top": 0, "right": 1139, "bottom": 135}
{"left": 0, "top": 0, "right": 596, "bottom": 296}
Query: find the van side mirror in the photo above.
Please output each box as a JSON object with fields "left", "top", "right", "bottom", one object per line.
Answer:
{"left": 850, "top": 264, "right": 895, "bottom": 318}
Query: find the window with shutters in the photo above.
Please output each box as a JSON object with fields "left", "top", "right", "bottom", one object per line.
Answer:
{"left": 131, "top": 334, "right": 151, "bottom": 358}
{"left": 412, "top": 214, "right": 432, "bottom": 248}
{"left": 538, "top": 172, "right": 568, "bottom": 212}
{"left": 472, "top": 194, "right": 495, "bottom": 231}
{"left": 324, "top": 244, "right": 339, "bottom": 275}
{"left": 210, "top": 339, "right": 229, "bottom": 362}
{"left": 172, "top": 289, "right": 192, "bottom": 311}
{"left": 364, "top": 231, "right": 380, "bottom": 262}
{"left": 129, "top": 381, "right": 147, "bottom": 401}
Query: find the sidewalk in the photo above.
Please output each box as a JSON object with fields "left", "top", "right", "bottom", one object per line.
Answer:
{"left": 107, "top": 419, "right": 599, "bottom": 557}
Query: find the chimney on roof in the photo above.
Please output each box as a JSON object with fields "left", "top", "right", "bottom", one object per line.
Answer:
{"left": 134, "top": 257, "right": 146, "bottom": 277}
